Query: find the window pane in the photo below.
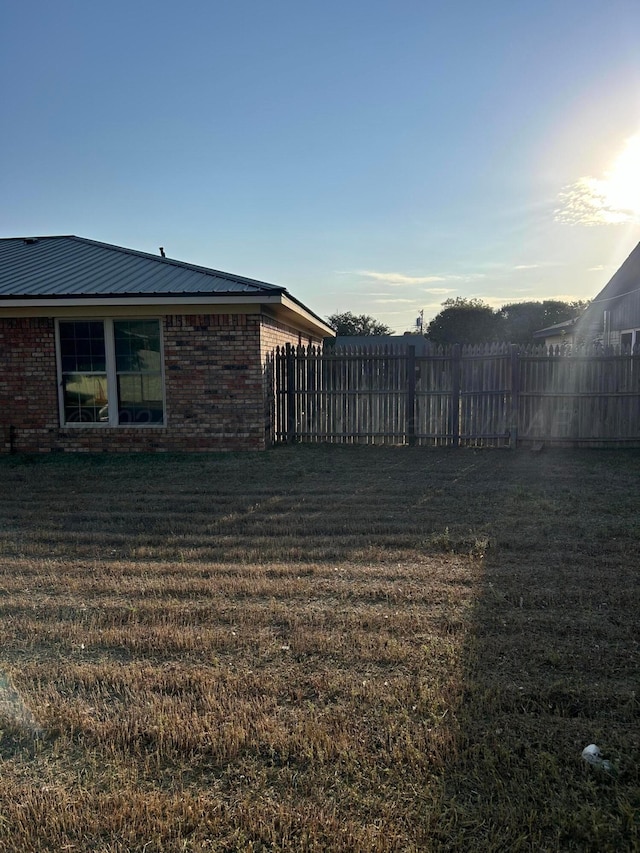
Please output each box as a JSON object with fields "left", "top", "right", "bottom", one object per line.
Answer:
{"left": 114, "top": 320, "right": 161, "bottom": 372}
{"left": 59, "top": 321, "right": 106, "bottom": 372}
{"left": 63, "top": 373, "right": 108, "bottom": 423}
{"left": 114, "top": 320, "right": 164, "bottom": 424}
{"left": 117, "top": 374, "right": 164, "bottom": 424}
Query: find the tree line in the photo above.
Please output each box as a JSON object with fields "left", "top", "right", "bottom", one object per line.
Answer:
{"left": 328, "top": 299, "right": 588, "bottom": 346}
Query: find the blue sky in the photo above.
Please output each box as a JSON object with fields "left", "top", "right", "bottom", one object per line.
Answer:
{"left": 3, "top": 1, "right": 640, "bottom": 332}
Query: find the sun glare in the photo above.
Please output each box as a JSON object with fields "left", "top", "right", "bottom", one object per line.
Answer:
{"left": 598, "top": 133, "right": 640, "bottom": 218}
{"left": 556, "top": 132, "right": 640, "bottom": 225}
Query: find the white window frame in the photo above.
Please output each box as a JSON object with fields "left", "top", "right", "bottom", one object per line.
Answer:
{"left": 620, "top": 328, "right": 640, "bottom": 350}
{"left": 55, "top": 318, "right": 166, "bottom": 428}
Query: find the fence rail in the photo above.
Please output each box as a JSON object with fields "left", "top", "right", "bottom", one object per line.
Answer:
{"left": 272, "top": 343, "right": 640, "bottom": 447}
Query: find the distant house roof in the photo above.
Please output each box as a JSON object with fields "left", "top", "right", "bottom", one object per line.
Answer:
{"left": 331, "top": 334, "right": 430, "bottom": 352}
{"left": 573, "top": 240, "right": 640, "bottom": 340}
{"left": 0, "top": 235, "right": 334, "bottom": 337}
{"left": 532, "top": 318, "right": 578, "bottom": 340}
{"left": 586, "top": 240, "right": 640, "bottom": 310}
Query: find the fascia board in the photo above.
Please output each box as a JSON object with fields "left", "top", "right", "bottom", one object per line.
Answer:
{"left": 0, "top": 292, "right": 335, "bottom": 337}
{"left": 280, "top": 294, "right": 335, "bottom": 337}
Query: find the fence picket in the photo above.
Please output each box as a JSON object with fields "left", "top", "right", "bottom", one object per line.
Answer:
{"left": 272, "top": 344, "right": 640, "bottom": 447}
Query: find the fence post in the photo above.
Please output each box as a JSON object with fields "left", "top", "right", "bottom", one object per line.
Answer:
{"left": 406, "top": 345, "right": 416, "bottom": 446}
{"left": 285, "top": 343, "right": 296, "bottom": 444}
{"left": 510, "top": 344, "right": 519, "bottom": 448}
{"left": 450, "top": 344, "right": 461, "bottom": 446}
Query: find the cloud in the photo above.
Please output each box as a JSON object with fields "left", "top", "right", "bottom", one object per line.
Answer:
{"left": 373, "top": 298, "right": 419, "bottom": 304}
{"left": 555, "top": 177, "right": 633, "bottom": 225}
{"left": 511, "top": 262, "right": 564, "bottom": 272}
{"left": 477, "top": 296, "right": 528, "bottom": 309}
{"left": 354, "top": 269, "right": 486, "bottom": 291}
{"left": 357, "top": 270, "right": 449, "bottom": 286}
{"left": 480, "top": 293, "right": 588, "bottom": 309}
{"left": 555, "top": 133, "right": 640, "bottom": 226}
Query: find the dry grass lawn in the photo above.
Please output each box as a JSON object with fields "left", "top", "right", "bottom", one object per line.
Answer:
{"left": 0, "top": 446, "right": 637, "bottom": 851}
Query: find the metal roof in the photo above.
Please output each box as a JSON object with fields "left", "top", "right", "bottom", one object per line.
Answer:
{"left": 0, "top": 236, "right": 287, "bottom": 299}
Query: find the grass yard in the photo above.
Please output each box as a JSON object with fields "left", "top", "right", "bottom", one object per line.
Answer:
{"left": 0, "top": 446, "right": 638, "bottom": 852}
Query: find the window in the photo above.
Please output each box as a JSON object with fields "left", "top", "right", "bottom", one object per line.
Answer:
{"left": 620, "top": 329, "right": 640, "bottom": 351}
{"left": 57, "top": 319, "right": 165, "bottom": 426}
{"left": 58, "top": 321, "right": 107, "bottom": 422}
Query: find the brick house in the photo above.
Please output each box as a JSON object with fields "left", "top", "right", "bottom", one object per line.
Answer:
{"left": 0, "top": 236, "right": 333, "bottom": 453}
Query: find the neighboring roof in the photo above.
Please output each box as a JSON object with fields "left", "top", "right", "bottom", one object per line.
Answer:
{"left": 532, "top": 318, "right": 578, "bottom": 339}
{"left": 586, "top": 240, "right": 640, "bottom": 309}
{"left": 0, "top": 236, "right": 285, "bottom": 298}
{"left": 0, "top": 235, "right": 335, "bottom": 338}
{"left": 331, "top": 334, "right": 431, "bottom": 353}
{"left": 570, "top": 240, "right": 640, "bottom": 340}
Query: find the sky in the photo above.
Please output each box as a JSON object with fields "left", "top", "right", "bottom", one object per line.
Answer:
{"left": 2, "top": 0, "right": 640, "bottom": 333}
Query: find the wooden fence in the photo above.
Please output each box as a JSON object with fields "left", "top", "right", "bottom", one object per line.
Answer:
{"left": 271, "top": 343, "right": 640, "bottom": 447}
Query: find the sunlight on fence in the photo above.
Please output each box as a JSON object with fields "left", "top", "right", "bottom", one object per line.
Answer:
{"left": 273, "top": 343, "right": 640, "bottom": 447}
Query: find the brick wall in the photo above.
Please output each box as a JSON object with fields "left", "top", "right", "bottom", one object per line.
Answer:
{"left": 163, "top": 313, "right": 265, "bottom": 451}
{"left": 0, "top": 312, "right": 323, "bottom": 454}
{"left": 0, "top": 318, "right": 58, "bottom": 452}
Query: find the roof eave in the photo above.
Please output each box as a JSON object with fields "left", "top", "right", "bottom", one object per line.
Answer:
{"left": 280, "top": 293, "right": 335, "bottom": 337}
{"left": 0, "top": 291, "right": 335, "bottom": 338}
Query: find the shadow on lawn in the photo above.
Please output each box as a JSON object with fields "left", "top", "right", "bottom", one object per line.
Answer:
{"left": 435, "top": 450, "right": 640, "bottom": 852}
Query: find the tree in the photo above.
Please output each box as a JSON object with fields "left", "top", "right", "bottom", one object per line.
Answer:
{"left": 425, "top": 298, "right": 504, "bottom": 345}
{"left": 327, "top": 311, "right": 394, "bottom": 336}
{"left": 425, "top": 297, "right": 590, "bottom": 346}
{"left": 498, "top": 300, "right": 589, "bottom": 344}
